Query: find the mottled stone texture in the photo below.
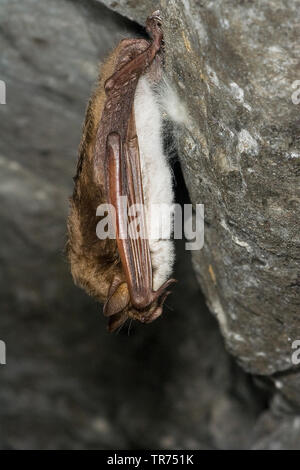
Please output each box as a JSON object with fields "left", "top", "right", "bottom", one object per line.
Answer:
{"left": 0, "top": 0, "right": 298, "bottom": 450}
{"left": 99, "top": 0, "right": 300, "bottom": 447}
{"left": 0, "top": 0, "right": 271, "bottom": 450}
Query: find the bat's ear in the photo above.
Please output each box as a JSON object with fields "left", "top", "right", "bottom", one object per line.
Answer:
{"left": 103, "top": 282, "right": 130, "bottom": 317}
{"left": 107, "top": 311, "right": 129, "bottom": 333}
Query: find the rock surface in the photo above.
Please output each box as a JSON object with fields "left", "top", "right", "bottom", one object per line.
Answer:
{"left": 0, "top": 0, "right": 271, "bottom": 450}
{"left": 99, "top": 0, "right": 300, "bottom": 447}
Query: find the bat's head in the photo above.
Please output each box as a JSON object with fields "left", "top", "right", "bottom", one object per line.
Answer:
{"left": 105, "top": 278, "right": 177, "bottom": 333}
{"left": 107, "top": 300, "right": 166, "bottom": 333}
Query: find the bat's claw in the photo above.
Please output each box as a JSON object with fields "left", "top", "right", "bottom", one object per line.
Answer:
{"left": 149, "top": 10, "right": 162, "bottom": 23}
{"left": 146, "top": 11, "right": 163, "bottom": 45}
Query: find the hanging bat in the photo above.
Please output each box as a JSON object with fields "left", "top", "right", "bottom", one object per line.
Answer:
{"left": 67, "top": 11, "right": 176, "bottom": 332}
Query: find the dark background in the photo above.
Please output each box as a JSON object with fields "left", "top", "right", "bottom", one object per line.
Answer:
{"left": 0, "top": 0, "right": 268, "bottom": 449}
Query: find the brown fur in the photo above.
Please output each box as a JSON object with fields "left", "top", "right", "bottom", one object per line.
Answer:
{"left": 67, "top": 43, "right": 127, "bottom": 303}
{"left": 67, "top": 13, "right": 175, "bottom": 331}
{"left": 67, "top": 38, "right": 151, "bottom": 303}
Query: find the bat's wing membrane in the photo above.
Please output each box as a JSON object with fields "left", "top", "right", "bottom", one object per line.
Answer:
{"left": 106, "top": 111, "right": 154, "bottom": 310}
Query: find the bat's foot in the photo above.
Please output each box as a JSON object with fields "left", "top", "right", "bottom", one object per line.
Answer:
{"left": 148, "top": 10, "right": 162, "bottom": 25}
{"left": 146, "top": 11, "right": 163, "bottom": 48}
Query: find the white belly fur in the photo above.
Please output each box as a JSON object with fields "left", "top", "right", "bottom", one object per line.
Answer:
{"left": 134, "top": 77, "right": 175, "bottom": 290}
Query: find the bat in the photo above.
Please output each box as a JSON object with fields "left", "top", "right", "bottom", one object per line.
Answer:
{"left": 67, "top": 11, "right": 176, "bottom": 332}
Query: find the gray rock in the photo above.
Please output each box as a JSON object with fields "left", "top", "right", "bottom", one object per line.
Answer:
{"left": 99, "top": 0, "right": 300, "bottom": 447}
{"left": 0, "top": 0, "right": 267, "bottom": 450}
{"left": 96, "top": 0, "right": 157, "bottom": 24}
{"left": 252, "top": 408, "right": 300, "bottom": 450}
{"left": 101, "top": 0, "right": 300, "bottom": 375}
